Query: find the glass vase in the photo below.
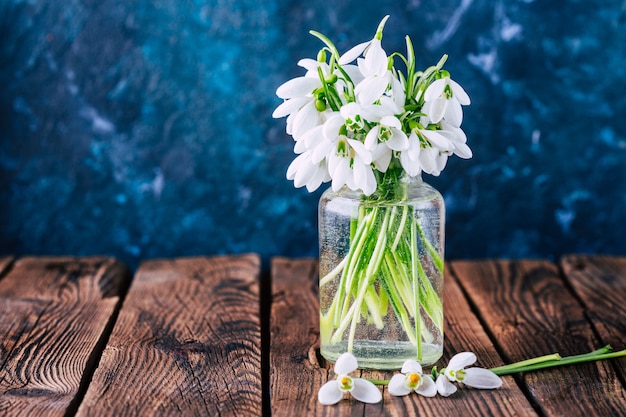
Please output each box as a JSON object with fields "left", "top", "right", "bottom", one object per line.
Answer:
{"left": 318, "top": 174, "right": 445, "bottom": 370}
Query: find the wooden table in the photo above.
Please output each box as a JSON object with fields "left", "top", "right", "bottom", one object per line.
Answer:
{"left": 0, "top": 254, "right": 624, "bottom": 416}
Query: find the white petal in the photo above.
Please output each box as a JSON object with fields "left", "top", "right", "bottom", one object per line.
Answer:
{"left": 416, "top": 375, "right": 437, "bottom": 397}
{"left": 386, "top": 128, "right": 409, "bottom": 151}
{"left": 293, "top": 102, "right": 321, "bottom": 140}
{"left": 350, "top": 379, "right": 382, "bottom": 403}
{"left": 293, "top": 154, "right": 316, "bottom": 188}
{"left": 347, "top": 139, "right": 372, "bottom": 164}
{"left": 421, "top": 130, "right": 453, "bottom": 151}
{"left": 400, "top": 150, "right": 420, "bottom": 177}
{"left": 436, "top": 375, "right": 457, "bottom": 397}
{"left": 450, "top": 78, "right": 471, "bottom": 105}
{"left": 311, "top": 138, "right": 334, "bottom": 164}
{"left": 419, "top": 148, "right": 438, "bottom": 175}
{"left": 364, "top": 126, "right": 380, "bottom": 150}
{"left": 318, "top": 380, "right": 344, "bottom": 405}
{"left": 272, "top": 96, "right": 310, "bottom": 118}
{"left": 296, "top": 58, "right": 318, "bottom": 71}
{"left": 424, "top": 78, "right": 446, "bottom": 102}
{"left": 355, "top": 75, "right": 389, "bottom": 105}
{"left": 427, "top": 97, "right": 447, "bottom": 124}
{"left": 463, "top": 368, "right": 503, "bottom": 389}
{"left": 301, "top": 125, "right": 324, "bottom": 151}
{"left": 339, "top": 102, "right": 361, "bottom": 120}
{"left": 293, "top": 138, "right": 308, "bottom": 154}
{"left": 371, "top": 144, "right": 391, "bottom": 172}
{"left": 390, "top": 75, "right": 405, "bottom": 108}
{"left": 331, "top": 158, "right": 350, "bottom": 192}
{"left": 441, "top": 121, "right": 467, "bottom": 143}
{"left": 339, "top": 40, "right": 371, "bottom": 65}
{"left": 340, "top": 64, "right": 364, "bottom": 87}
{"left": 305, "top": 162, "right": 328, "bottom": 192}
{"left": 388, "top": 374, "right": 411, "bottom": 396}
{"left": 276, "top": 77, "right": 320, "bottom": 99}
{"left": 359, "top": 104, "right": 390, "bottom": 121}
{"left": 380, "top": 115, "right": 401, "bottom": 129}
{"left": 407, "top": 132, "right": 421, "bottom": 161}
{"left": 447, "top": 352, "right": 477, "bottom": 372}
{"left": 454, "top": 142, "right": 473, "bottom": 159}
{"left": 401, "top": 360, "right": 423, "bottom": 375}
{"left": 354, "top": 159, "right": 376, "bottom": 196}
{"left": 286, "top": 153, "right": 305, "bottom": 180}
{"left": 360, "top": 39, "right": 388, "bottom": 77}
{"left": 435, "top": 153, "right": 448, "bottom": 174}
{"left": 444, "top": 99, "right": 463, "bottom": 127}
{"left": 322, "top": 114, "right": 345, "bottom": 140}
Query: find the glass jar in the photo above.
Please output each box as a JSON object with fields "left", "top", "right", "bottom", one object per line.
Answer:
{"left": 318, "top": 175, "right": 445, "bottom": 369}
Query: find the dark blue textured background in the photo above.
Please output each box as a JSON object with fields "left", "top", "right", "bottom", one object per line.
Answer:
{"left": 2, "top": 0, "right": 626, "bottom": 270}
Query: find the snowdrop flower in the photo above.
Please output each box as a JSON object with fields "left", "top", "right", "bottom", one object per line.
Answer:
{"left": 436, "top": 352, "right": 503, "bottom": 397}
{"left": 323, "top": 113, "right": 377, "bottom": 195}
{"left": 273, "top": 59, "right": 337, "bottom": 140}
{"left": 285, "top": 149, "right": 331, "bottom": 193}
{"left": 423, "top": 76, "right": 471, "bottom": 127}
{"left": 318, "top": 352, "right": 382, "bottom": 405}
{"left": 340, "top": 16, "right": 392, "bottom": 105}
{"left": 388, "top": 359, "right": 437, "bottom": 397}
{"left": 364, "top": 116, "right": 409, "bottom": 152}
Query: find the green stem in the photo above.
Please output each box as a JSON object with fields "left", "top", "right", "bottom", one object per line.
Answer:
{"left": 365, "top": 346, "right": 626, "bottom": 385}
{"left": 491, "top": 347, "right": 625, "bottom": 376}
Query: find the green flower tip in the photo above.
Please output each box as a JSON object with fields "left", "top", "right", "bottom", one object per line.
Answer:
{"left": 375, "top": 15, "right": 390, "bottom": 40}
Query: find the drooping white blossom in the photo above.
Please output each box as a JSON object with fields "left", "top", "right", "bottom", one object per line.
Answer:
{"left": 273, "top": 15, "right": 473, "bottom": 195}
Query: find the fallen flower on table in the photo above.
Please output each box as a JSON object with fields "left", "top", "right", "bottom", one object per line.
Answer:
{"left": 388, "top": 359, "right": 437, "bottom": 397}
{"left": 318, "top": 352, "right": 382, "bottom": 405}
{"left": 318, "top": 345, "right": 626, "bottom": 404}
{"left": 434, "top": 352, "right": 502, "bottom": 397}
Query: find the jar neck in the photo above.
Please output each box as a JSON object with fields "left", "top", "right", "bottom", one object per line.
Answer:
{"left": 365, "top": 172, "right": 423, "bottom": 203}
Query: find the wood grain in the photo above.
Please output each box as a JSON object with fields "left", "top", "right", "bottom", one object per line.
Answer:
{"left": 561, "top": 255, "right": 626, "bottom": 380}
{"left": 270, "top": 258, "right": 536, "bottom": 417}
{"left": 0, "top": 256, "right": 131, "bottom": 417}
{"left": 450, "top": 259, "right": 626, "bottom": 417}
{"left": 76, "top": 254, "right": 262, "bottom": 416}
{"left": 0, "top": 257, "right": 13, "bottom": 279}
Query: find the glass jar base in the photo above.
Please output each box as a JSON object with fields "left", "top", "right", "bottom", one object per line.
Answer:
{"left": 321, "top": 341, "right": 442, "bottom": 370}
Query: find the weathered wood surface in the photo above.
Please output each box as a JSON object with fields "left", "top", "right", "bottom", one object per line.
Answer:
{"left": 561, "top": 255, "right": 626, "bottom": 379}
{"left": 270, "top": 257, "right": 537, "bottom": 417}
{"left": 76, "top": 254, "right": 262, "bottom": 417}
{"left": 0, "top": 254, "right": 624, "bottom": 416}
{"left": 0, "top": 257, "right": 13, "bottom": 278}
{"left": 450, "top": 259, "right": 626, "bottom": 417}
{"left": 0, "top": 257, "right": 131, "bottom": 417}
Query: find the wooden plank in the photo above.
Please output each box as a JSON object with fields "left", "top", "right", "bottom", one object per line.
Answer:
{"left": 0, "top": 256, "right": 131, "bottom": 417}
{"left": 561, "top": 255, "right": 626, "bottom": 379}
{"left": 450, "top": 259, "right": 626, "bottom": 417}
{"left": 77, "top": 254, "right": 262, "bottom": 416}
{"left": 270, "top": 257, "right": 536, "bottom": 417}
{"left": 0, "top": 257, "right": 13, "bottom": 279}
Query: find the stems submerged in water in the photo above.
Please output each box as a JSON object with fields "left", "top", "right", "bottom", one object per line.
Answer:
{"left": 319, "top": 181, "right": 445, "bottom": 367}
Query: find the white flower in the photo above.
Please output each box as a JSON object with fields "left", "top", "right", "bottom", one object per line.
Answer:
{"left": 273, "top": 60, "right": 336, "bottom": 140}
{"left": 364, "top": 116, "right": 409, "bottom": 151}
{"left": 318, "top": 352, "right": 382, "bottom": 405}
{"left": 388, "top": 359, "right": 437, "bottom": 397}
{"left": 436, "top": 352, "right": 503, "bottom": 397}
{"left": 423, "top": 77, "right": 471, "bottom": 127}
{"left": 340, "top": 16, "right": 393, "bottom": 105}
{"left": 285, "top": 149, "right": 330, "bottom": 192}
{"left": 399, "top": 131, "right": 421, "bottom": 177}
{"left": 322, "top": 112, "right": 377, "bottom": 195}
